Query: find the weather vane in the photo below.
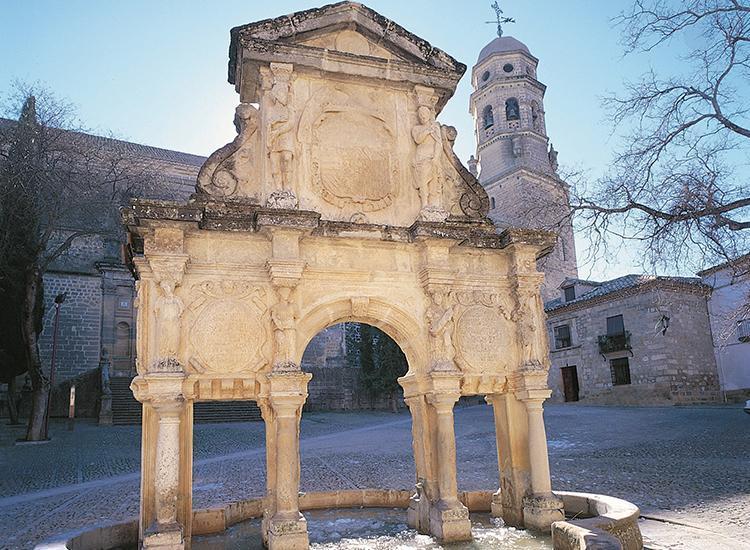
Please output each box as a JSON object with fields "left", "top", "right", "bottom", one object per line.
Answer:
{"left": 485, "top": 2, "right": 515, "bottom": 37}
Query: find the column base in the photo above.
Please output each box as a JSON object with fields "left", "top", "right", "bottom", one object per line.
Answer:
{"left": 428, "top": 500, "right": 472, "bottom": 543}
{"left": 142, "top": 523, "right": 184, "bottom": 550}
{"left": 267, "top": 514, "right": 309, "bottom": 550}
{"left": 523, "top": 492, "right": 564, "bottom": 533}
{"left": 490, "top": 487, "right": 525, "bottom": 528}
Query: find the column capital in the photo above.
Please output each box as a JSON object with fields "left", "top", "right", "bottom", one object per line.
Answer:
{"left": 427, "top": 391, "right": 461, "bottom": 412}
{"left": 428, "top": 369, "right": 462, "bottom": 395}
{"left": 131, "top": 373, "right": 186, "bottom": 405}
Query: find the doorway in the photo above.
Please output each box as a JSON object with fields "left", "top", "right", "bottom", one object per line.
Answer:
{"left": 561, "top": 366, "right": 579, "bottom": 402}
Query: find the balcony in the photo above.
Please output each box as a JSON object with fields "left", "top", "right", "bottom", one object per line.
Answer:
{"left": 598, "top": 331, "right": 632, "bottom": 354}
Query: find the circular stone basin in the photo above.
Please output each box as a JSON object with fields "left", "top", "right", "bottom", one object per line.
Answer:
{"left": 192, "top": 508, "right": 552, "bottom": 549}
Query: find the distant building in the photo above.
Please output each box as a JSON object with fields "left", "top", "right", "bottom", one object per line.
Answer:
{"left": 699, "top": 254, "right": 750, "bottom": 402}
{"left": 0, "top": 118, "right": 205, "bottom": 419}
{"left": 544, "top": 275, "right": 720, "bottom": 404}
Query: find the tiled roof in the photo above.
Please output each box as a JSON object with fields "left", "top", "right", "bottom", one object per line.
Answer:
{"left": 545, "top": 274, "right": 706, "bottom": 312}
{"left": 0, "top": 117, "right": 206, "bottom": 167}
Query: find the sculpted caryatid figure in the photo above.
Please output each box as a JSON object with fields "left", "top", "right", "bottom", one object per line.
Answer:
{"left": 154, "top": 280, "right": 184, "bottom": 359}
{"left": 412, "top": 105, "right": 445, "bottom": 217}
{"left": 271, "top": 286, "right": 297, "bottom": 368}
{"left": 267, "top": 64, "right": 295, "bottom": 193}
{"left": 516, "top": 290, "right": 544, "bottom": 365}
{"left": 426, "top": 289, "right": 456, "bottom": 365}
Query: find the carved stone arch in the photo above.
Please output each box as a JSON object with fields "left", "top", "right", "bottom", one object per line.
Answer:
{"left": 294, "top": 295, "right": 428, "bottom": 374}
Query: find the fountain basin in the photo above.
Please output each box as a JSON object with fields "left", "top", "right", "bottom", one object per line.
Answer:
{"left": 46, "top": 489, "right": 641, "bottom": 550}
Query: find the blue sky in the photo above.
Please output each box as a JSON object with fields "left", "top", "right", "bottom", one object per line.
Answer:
{"left": 0, "top": 1, "right": 682, "bottom": 280}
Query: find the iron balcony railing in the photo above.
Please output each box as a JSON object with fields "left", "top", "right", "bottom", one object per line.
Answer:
{"left": 597, "top": 331, "right": 632, "bottom": 354}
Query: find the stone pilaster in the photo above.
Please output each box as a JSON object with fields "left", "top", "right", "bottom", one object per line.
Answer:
{"left": 404, "top": 394, "right": 438, "bottom": 534}
{"left": 133, "top": 371, "right": 188, "bottom": 550}
{"left": 265, "top": 368, "right": 311, "bottom": 550}
{"left": 425, "top": 372, "right": 471, "bottom": 542}
{"left": 484, "top": 392, "right": 531, "bottom": 527}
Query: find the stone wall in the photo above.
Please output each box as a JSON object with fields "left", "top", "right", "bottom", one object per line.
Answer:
{"left": 301, "top": 324, "right": 403, "bottom": 411}
{"left": 546, "top": 285, "right": 720, "bottom": 405}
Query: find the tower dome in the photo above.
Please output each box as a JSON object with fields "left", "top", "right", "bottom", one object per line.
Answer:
{"left": 477, "top": 36, "right": 532, "bottom": 64}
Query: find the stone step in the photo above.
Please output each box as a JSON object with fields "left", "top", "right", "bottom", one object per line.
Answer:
{"left": 109, "top": 377, "right": 262, "bottom": 425}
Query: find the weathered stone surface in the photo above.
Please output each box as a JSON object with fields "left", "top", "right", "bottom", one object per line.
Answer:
{"left": 123, "top": 3, "right": 569, "bottom": 548}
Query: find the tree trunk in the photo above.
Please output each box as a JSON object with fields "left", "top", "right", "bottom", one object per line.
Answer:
{"left": 6, "top": 376, "right": 20, "bottom": 425}
{"left": 23, "top": 269, "right": 48, "bottom": 441}
{"left": 390, "top": 391, "right": 399, "bottom": 414}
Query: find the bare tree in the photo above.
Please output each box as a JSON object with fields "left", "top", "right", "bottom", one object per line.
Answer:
{"left": 572, "top": 0, "right": 749, "bottom": 276}
{"left": 0, "top": 84, "right": 157, "bottom": 440}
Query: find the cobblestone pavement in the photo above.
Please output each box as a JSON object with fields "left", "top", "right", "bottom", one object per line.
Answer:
{"left": 1, "top": 404, "right": 748, "bottom": 549}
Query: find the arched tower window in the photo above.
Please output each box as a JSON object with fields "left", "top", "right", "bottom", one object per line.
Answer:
{"left": 490, "top": 197, "right": 496, "bottom": 209}
{"left": 482, "top": 105, "right": 494, "bottom": 129}
{"left": 505, "top": 98, "right": 520, "bottom": 121}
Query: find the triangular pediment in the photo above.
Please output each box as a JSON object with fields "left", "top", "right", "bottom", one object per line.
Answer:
{"left": 229, "top": 2, "right": 465, "bottom": 109}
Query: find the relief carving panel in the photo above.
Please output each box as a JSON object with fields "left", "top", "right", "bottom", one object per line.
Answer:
{"left": 299, "top": 87, "right": 400, "bottom": 215}
{"left": 186, "top": 282, "right": 270, "bottom": 374}
{"left": 453, "top": 291, "right": 513, "bottom": 373}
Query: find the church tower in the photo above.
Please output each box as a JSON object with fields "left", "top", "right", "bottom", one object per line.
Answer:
{"left": 469, "top": 34, "right": 578, "bottom": 301}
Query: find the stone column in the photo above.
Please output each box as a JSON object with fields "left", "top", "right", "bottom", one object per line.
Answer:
{"left": 426, "top": 389, "right": 471, "bottom": 542}
{"left": 485, "top": 392, "right": 531, "bottom": 527}
{"left": 265, "top": 369, "right": 311, "bottom": 550}
{"left": 143, "top": 398, "right": 186, "bottom": 549}
{"left": 520, "top": 392, "right": 564, "bottom": 532}
{"left": 133, "top": 371, "right": 187, "bottom": 550}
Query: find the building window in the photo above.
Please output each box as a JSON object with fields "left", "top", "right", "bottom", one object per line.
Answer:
{"left": 554, "top": 324, "right": 572, "bottom": 349}
{"left": 505, "top": 97, "right": 520, "bottom": 121}
{"left": 738, "top": 319, "right": 750, "bottom": 342}
{"left": 482, "top": 70, "right": 491, "bottom": 82}
{"left": 490, "top": 196, "right": 496, "bottom": 209}
{"left": 606, "top": 314, "right": 625, "bottom": 336}
{"left": 503, "top": 63, "right": 514, "bottom": 73}
{"left": 563, "top": 286, "right": 576, "bottom": 302}
{"left": 610, "top": 357, "right": 631, "bottom": 386}
{"left": 483, "top": 105, "right": 494, "bottom": 129}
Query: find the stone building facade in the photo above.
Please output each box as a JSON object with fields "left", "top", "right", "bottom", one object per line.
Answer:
{"left": 0, "top": 119, "right": 205, "bottom": 418}
{"left": 544, "top": 275, "right": 720, "bottom": 404}
{"left": 468, "top": 36, "right": 578, "bottom": 302}
{"left": 699, "top": 254, "right": 750, "bottom": 402}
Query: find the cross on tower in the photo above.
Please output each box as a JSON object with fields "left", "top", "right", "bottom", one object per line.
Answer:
{"left": 485, "top": 1, "right": 515, "bottom": 37}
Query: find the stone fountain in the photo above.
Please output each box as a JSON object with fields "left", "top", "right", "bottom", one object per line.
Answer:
{"left": 54, "top": 3, "right": 643, "bottom": 550}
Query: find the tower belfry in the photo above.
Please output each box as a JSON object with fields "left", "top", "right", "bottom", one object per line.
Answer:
{"left": 469, "top": 28, "right": 578, "bottom": 301}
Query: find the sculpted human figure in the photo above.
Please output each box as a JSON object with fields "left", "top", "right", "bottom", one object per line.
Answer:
{"left": 412, "top": 105, "right": 445, "bottom": 212}
{"left": 271, "top": 286, "right": 296, "bottom": 366}
{"left": 516, "top": 290, "right": 544, "bottom": 364}
{"left": 154, "top": 280, "right": 184, "bottom": 358}
{"left": 426, "top": 289, "right": 456, "bottom": 363}
{"left": 267, "top": 64, "right": 295, "bottom": 192}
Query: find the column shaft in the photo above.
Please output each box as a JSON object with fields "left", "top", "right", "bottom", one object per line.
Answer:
{"left": 526, "top": 400, "right": 552, "bottom": 494}
{"left": 434, "top": 405, "right": 459, "bottom": 505}
{"left": 154, "top": 409, "right": 182, "bottom": 525}
{"left": 274, "top": 409, "right": 301, "bottom": 518}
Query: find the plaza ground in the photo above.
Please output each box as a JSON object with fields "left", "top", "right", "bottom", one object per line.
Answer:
{"left": 1, "top": 404, "right": 748, "bottom": 549}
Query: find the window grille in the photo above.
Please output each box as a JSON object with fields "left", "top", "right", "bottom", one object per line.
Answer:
{"left": 610, "top": 357, "right": 631, "bottom": 386}
{"left": 554, "top": 324, "right": 571, "bottom": 349}
{"left": 738, "top": 319, "right": 750, "bottom": 342}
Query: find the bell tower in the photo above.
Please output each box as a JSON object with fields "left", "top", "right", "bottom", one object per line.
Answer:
{"left": 469, "top": 33, "right": 578, "bottom": 301}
